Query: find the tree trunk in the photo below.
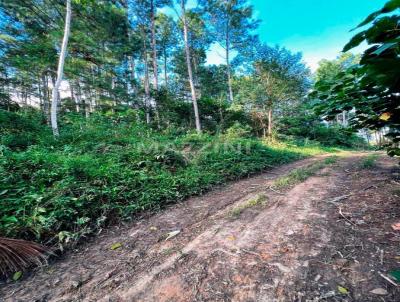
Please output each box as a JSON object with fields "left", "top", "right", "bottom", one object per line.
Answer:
{"left": 181, "top": 0, "right": 201, "bottom": 133}
{"left": 129, "top": 56, "right": 136, "bottom": 94}
{"left": 192, "top": 55, "right": 202, "bottom": 99}
{"left": 41, "top": 73, "right": 50, "bottom": 122}
{"left": 142, "top": 30, "right": 151, "bottom": 124}
{"left": 163, "top": 47, "right": 168, "bottom": 87}
{"left": 75, "top": 79, "right": 83, "bottom": 115}
{"left": 225, "top": 23, "right": 234, "bottom": 103}
{"left": 267, "top": 108, "right": 273, "bottom": 137}
{"left": 150, "top": 0, "right": 158, "bottom": 90}
{"left": 38, "top": 76, "right": 43, "bottom": 111}
{"left": 50, "top": 0, "right": 71, "bottom": 136}
{"left": 70, "top": 83, "right": 80, "bottom": 113}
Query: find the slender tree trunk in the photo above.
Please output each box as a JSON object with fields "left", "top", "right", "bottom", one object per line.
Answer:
{"left": 82, "top": 84, "right": 91, "bottom": 118}
{"left": 225, "top": 24, "right": 234, "bottom": 103}
{"left": 192, "top": 56, "right": 202, "bottom": 99}
{"left": 267, "top": 108, "right": 273, "bottom": 137}
{"left": 181, "top": 0, "right": 201, "bottom": 133}
{"left": 42, "top": 74, "right": 50, "bottom": 122}
{"left": 129, "top": 56, "right": 136, "bottom": 94}
{"left": 38, "top": 76, "right": 43, "bottom": 111}
{"left": 150, "top": 0, "right": 158, "bottom": 90}
{"left": 50, "top": 0, "right": 71, "bottom": 136}
{"left": 163, "top": 47, "right": 168, "bottom": 87}
{"left": 142, "top": 30, "right": 151, "bottom": 124}
{"left": 124, "top": 0, "right": 136, "bottom": 96}
{"left": 130, "top": 57, "right": 136, "bottom": 81}
{"left": 149, "top": 4, "right": 161, "bottom": 127}
{"left": 84, "top": 100, "right": 90, "bottom": 118}
{"left": 70, "top": 83, "right": 80, "bottom": 113}
{"left": 77, "top": 84, "right": 83, "bottom": 114}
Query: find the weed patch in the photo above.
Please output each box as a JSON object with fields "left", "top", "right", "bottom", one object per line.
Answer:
{"left": 360, "top": 154, "right": 379, "bottom": 169}
{"left": 229, "top": 194, "right": 268, "bottom": 218}
{"left": 272, "top": 156, "right": 337, "bottom": 189}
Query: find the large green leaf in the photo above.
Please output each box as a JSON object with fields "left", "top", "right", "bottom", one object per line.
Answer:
{"left": 343, "top": 32, "right": 365, "bottom": 52}
{"left": 355, "top": 0, "right": 400, "bottom": 28}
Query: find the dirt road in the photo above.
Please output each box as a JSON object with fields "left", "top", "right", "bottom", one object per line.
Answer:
{"left": 2, "top": 152, "right": 400, "bottom": 302}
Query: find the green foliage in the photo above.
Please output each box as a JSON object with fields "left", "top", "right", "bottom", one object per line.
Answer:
{"left": 0, "top": 110, "right": 333, "bottom": 246}
{"left": 277, "top": 106, "right": 367, "bottom": 148}
{"left": 315, "top": 53, "right": 360, "bottom": 82}
{"left": 0, "top": 110, "right": 51, "bottom": 150}
{"left": 312, "top": 1, "right": 400, "bottom": 157}
{"left": 233, "top": 43, "right": 311, "bottom": 136}
{"left": 223, "top": 122, "right": 252, "bottom": 139}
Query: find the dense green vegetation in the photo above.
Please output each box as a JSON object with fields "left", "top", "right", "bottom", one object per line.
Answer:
{"left": 2, "top": 108, "right": 353, "bottom": 246}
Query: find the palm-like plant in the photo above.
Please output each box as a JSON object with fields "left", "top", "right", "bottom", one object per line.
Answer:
{"left": 0, "top": 237, "right": 49, "bottom": 275}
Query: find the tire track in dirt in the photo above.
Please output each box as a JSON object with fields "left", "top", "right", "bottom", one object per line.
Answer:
{"left": 117, "top": 158, "right": 340, "bottom": 302}
{"left": 4, "top": 152, "right": 398, "bottom": 302}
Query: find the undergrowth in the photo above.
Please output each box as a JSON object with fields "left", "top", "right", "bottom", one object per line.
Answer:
{"left": 0, "top": 110, "right": 340, "bottom": 248}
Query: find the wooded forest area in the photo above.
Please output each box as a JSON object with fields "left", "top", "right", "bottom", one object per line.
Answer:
{"left": 0, "top": 0, "right": 399, "bottom": 300}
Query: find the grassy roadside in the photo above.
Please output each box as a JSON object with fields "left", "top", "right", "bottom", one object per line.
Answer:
{"left": 0, "top": 113, "right": 343, "bottom": 247}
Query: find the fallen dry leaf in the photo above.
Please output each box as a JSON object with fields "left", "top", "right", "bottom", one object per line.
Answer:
{"left": 370, "top": 288, "right": 388, "bottom": 295}
{"left": 165, "top": 230, "right": 180, "bottom": 241}
{"left": 379, "top": 112, "right": 391, "bottom": 121}
{"left": 391, "top": 222, "right": 400, "bottom": 231}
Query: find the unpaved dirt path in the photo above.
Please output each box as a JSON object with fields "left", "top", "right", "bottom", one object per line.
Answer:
{"left": 2, "top": 152, "right": 400, "bottom": 302}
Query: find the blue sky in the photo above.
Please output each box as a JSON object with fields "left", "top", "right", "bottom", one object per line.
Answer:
{"left": 206, "top": 0, "right": 388, "bottom": 70}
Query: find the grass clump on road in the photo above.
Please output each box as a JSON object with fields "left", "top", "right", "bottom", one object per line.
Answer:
{"left": 272, "top": 156, "right": 338, "bottom": 189}
{"left": 359, "top": 154, "right": 379, "bottom": 169}
{"left": 229, "top": 194, "right": 268, "bottom": 218}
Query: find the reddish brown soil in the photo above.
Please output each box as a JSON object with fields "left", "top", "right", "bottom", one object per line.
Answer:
{"left": 1, "top": 152, "right": 400, "bottom": 302}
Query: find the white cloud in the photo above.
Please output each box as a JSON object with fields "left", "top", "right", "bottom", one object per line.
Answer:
{"left": 206, "top": 43, "right": 226, "bottom": 65}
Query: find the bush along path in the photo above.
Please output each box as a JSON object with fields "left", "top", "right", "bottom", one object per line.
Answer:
{"left": 1, "top": 111, "right": 343, "bottom": 248}
{"left": 1, "top": 152, "right": 400, "bottom": 301}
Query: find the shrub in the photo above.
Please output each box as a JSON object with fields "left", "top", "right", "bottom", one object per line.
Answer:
{"left": 224, "top": 122, "right": 252, "bottom": 139}
{"left": 0, "top": 110, "right": 333, "bottom": 247}
{"left": 0, "top": 109, "right": 50, "bottom": 150}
